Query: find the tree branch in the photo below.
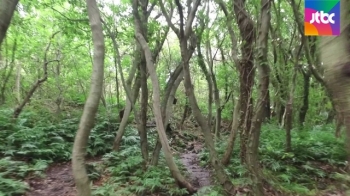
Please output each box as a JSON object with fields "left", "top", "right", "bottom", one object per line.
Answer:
{"left": 185, "top": 0, "right": 201, "bottom": 38}
{"left": 159, "top": 0, "right": 180, "bottom": 36}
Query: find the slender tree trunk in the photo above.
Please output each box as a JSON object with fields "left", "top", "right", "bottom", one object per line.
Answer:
{"left": 114, "top": 44, "right": 120, "bottom": 107}
{"left": 285, "top": 42, "right": 304, "bottom": 152}
{"left": 113, "top": 65, "right": 140, "bottom": 150}
{"left": 151, "top": 67, "right": 184, "bottom": 165}
{"left": 221, "top": 98, "right": 240, "bottom": 165}
{"left": 16, "top": 63, "right": 21, "bottom": 103}
{"left": 72, "top": 0, "right": 105, "bottom": 195}
{"left": 139, "top": 51, "right": 149, "bottom": 163}
{"left": 180, "top": 99, "right": 191, "bottom": 128}
{"left": 284, "top": 64, "right": 298, "bottom": 152}
{"left": 299, "top": 71, "right": 310, "bottom": 125}
{"left": 206, "top": 39, "right": 222, "bottom": 138}
{"left": 109, "top": 35, "right": 139, "bottom": 151}
{"left": 213, "top": 78, "right": 221, "bottom": 138}
{"left": 196, "top": 36, "right": 213, "bottom": 131}
{"left": 265, "top": 90, "right": 271, "bottom": 120}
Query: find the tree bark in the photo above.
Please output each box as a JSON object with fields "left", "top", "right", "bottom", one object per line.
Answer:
{"left": 139, "top": 51, "right": 149, "bottom": 163}
{"left": 299, "top": 70, "right": 310, "bottom": 125}
{"left": 112, "top": 60, "right": 140, "bottom": 150}
{"left": 0, "top": 0, "right": 19, "bottom": 46}
{"left": 196, "top": 33, "right": 213, "bottom": 131}
{"left": 320, "top": 0, "right": 350, "bottom": 165}
{"left": 221, "top": 98, "right": 240, "bottom": 165}
{"left": 151, "top": 65, "right": 184, "bottom": 166}
{"left": 206, "top": 39, "right": 221, "bottom": 139}
{"left": 72, "top": 0, "right": 105, "bottom": 195}
{"left": 232, "top": 0, "right": 255, "bottom": 165}
{"left": 16, "top": 63, "right": 21, "bottom": 103}
{"left": 245, "top": 0, "right": 271, "bottom": 194}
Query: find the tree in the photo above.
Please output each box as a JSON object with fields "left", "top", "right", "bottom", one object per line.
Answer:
{"left": 244, "top": 0, "right": 271, "bottom": 194}
{"left": 0, "top": 0, "right": 19, "bottom": 46}
{"left": 13, "top": 32, "right": 59, "bottom": 118}
{"left": 158, "top": 0, "right": 237, "bottom": 193}
{"left": 133, "top": 0, "right": 196, "bottom": 193}
{"left": 71, "top": 0, "right": 105, "bottom": 195}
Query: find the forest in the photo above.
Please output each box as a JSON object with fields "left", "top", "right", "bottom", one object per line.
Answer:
{"left": 0, "top": 0, "right": 350, "bottom": 195}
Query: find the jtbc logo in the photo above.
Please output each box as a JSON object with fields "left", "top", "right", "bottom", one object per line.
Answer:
{"left": 310, "top": 11, "right": 335, "bottom": 24}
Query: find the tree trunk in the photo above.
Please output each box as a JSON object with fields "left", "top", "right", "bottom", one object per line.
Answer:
{"left": 106, "top": 24, "right": 139, "bottom": 151}
{"left": 134, "top": 0, "right": 150, "bottom": 165}
{"left": 0, "top": 38, "right": 16, "bottom": 105}
{"left": 233, "top": 0, "right": 256, "bottom": 165}
{"left": 221, "top": 98, "right": 240, "bottom": 165}
{"left": 139, "top": 52, "right": 149, "bottom": 163}
{"left": 113, "top": 65, "right": 140, "bottom": 150}
{"left": 299, "top": 71, "right": 310, "bottom": 125}
{"left": 320, "top": 0, "right": 350, "bottom": 169}
{"left": 181, "top": 38, "right": 236, "bottom": 193}
{"left": 197, "top": 38, "right": 213, "bottom": 131}
{"left": 285, "top": 42, "right": 304, "bottom": 152}
{"left": 13, "top": 32, "right": 59, "bottom": 118}
{"left": 206, "top": 39, "right": 222, "bottom": 139}
{"left": 16, "top": 63, "right": 21, "bottom": 103}
{"left": 0, "top": 0, "right": 19, "bottom": 46}
{"left": 134, "top": 1, "right": 196, "bottom": 192}
{"left": 245, "top": 0, "right": 271, "bottom": 194}
{"left": 151, "top": 66, "right": 184, "bottom": 166}
{"left": 265, "top": 89, "right": 271, "bottom": 120}
{"left": 180, "top": 98, "right": 192, "bottom": 128}
{"left": 135, "top": 33, "right": 196, "bottom": 195}
{"left": 72, "top": 0, "right": 105, "bottom": 195}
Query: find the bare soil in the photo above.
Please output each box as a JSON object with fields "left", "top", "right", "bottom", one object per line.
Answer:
{"left": 180, "top": 142, "right": 211, "bottom": 189}
{"left": 25, "top": 161, "right": 76, "bottom": 196}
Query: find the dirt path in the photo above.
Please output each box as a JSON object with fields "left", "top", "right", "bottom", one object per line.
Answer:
{"left": 180, "top": 142, "right": 211, "bottom": 190}
{"left": 25, "top": 161, "right": 76, "bottom": 196}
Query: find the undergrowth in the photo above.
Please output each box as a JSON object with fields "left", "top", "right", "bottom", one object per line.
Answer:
{"left": 0, "top": 108, "right": 118, "bottom": 196}
{"left": 0, "top": 108, "right": 187, "bottom": 196}
{"left": 94, "top": 152, "right": 189, "bottom": 196}
{"left": 199, "top": 124, "right": 349, "bottom": 195}
{"left": 93, "top": 128, "right": 189, "bottom": 196}
{"left": 1, "top": 106, "right": 349, "bottom": 196}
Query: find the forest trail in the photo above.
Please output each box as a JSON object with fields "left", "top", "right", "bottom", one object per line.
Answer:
{"left": 24, "top": 158, "right": 101, "bottom": 196}
{"left": 23, "top": 135, "right": 213, "bottom": 196}
{"left": 180, "top": 141, "right": 211, "bottom": 190}
{"left": 25, "top": 161, "right": 76, "bottom": 196}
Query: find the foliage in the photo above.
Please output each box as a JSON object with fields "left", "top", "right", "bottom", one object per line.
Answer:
{"left": 0, "top": 0, "right": 349, "bottom": 195}
{"left": 0, "top": 108, "right": 118, "bottom": 195}
{"left": 93, "top": 130, "right": 188, "bottom": 196}
{"left": 199, "top": 124, "right": 348, "bottom": 195}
